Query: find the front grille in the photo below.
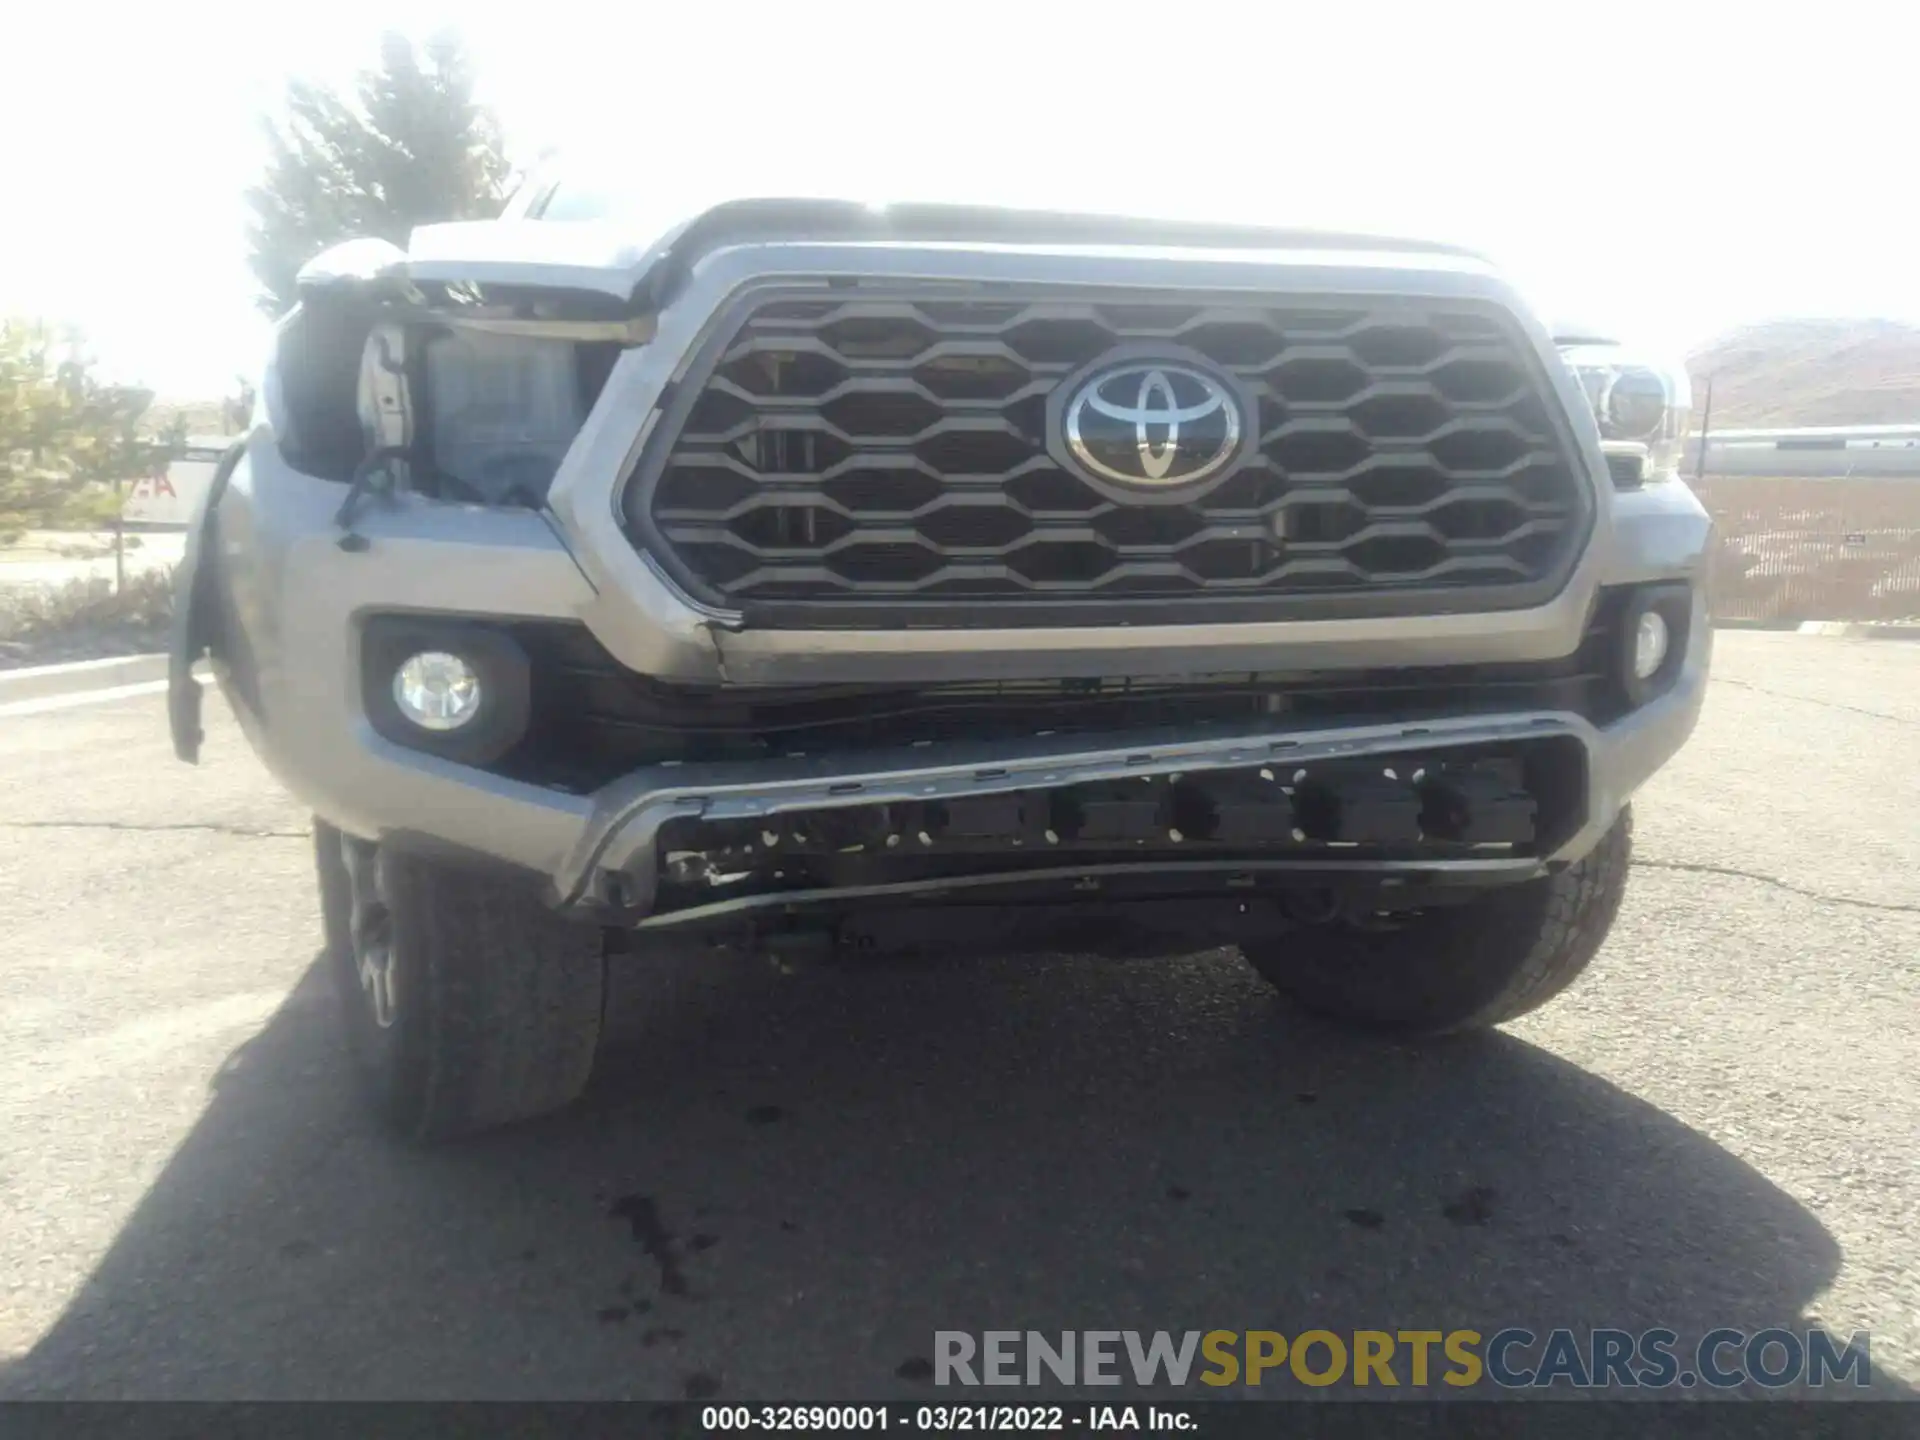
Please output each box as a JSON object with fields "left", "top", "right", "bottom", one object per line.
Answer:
{"left": 629, "top": 287, "right": 1591, "bottom": 625}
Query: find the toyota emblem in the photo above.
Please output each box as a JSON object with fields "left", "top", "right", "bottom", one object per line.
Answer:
{"left": 1061, "top": 360, "right": 1245, "bottom": 489}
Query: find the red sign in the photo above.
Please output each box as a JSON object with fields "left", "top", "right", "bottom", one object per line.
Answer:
{"left": 129, "top": 470, "right": 178, "bottom": 500}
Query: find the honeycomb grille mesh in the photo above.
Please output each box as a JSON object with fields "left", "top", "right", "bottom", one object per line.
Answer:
{"left": 633, "top": 290, "right": 1588, "bottom": 621}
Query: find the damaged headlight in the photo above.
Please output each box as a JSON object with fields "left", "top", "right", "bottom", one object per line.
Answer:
{"left": 422, "top": 330, "right": 584, "bottom": 505}
{"left": 1558, "top": 344, "right": 1692, "bottom": 488}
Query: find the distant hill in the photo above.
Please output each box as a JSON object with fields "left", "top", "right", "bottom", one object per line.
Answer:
{"left": 1688, "top": 319, "right": 1920, "bottom": 428}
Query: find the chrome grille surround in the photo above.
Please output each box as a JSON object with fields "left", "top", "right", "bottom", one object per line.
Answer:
{"left": 624, "top": 283, "right": 1595, "bottom": 629}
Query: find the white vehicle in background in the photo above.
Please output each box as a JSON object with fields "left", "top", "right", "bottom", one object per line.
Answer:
{"left": 122, "top": 437, "right": 232, "bottom": 529}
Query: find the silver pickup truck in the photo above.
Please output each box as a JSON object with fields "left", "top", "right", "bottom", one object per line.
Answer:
{"left": 170, "top": 190, "right": 1710, "bottom": 1140}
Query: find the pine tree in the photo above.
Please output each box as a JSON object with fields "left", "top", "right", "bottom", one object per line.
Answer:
{"left": 246, "top": 31, "right": 511, "bottom": 317}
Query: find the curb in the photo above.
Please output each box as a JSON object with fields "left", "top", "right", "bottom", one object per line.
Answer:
{"left": 0, "top": 652, "right": 168, "bottom": 703}
{"left": 1793, "top": 622, "right": 1920, "bottom": 641}
{"left": 1714, "top": 620, "right": 1920, "bottom": 640}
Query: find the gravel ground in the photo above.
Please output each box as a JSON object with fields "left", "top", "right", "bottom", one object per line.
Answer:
{"left": 0, "top": 631, "right": 1913, "bottom": 1403}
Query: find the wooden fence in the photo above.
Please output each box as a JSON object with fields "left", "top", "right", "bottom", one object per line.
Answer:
{"left": 1691, "top": 476, "right": 1920, "bottom": 623}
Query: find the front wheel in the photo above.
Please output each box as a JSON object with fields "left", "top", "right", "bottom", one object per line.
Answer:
{"left": 1239, "top": 808, "right": 1632, "bottom": 1034}
{"left": 316, "top": 820, "right": 607, "bottom": 1141}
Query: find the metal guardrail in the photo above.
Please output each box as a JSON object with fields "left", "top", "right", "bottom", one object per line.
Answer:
{"left": 1689, "top": 430, "right": 1920, "bottom": 478}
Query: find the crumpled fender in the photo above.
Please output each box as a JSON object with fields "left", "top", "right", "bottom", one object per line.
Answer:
{"left": 168, "top": 439, "right": 246, "bottom": 762}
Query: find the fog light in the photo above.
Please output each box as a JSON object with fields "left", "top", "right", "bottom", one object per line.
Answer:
{"left": 1632, "top": 609, "right": 1670, "bottom": 680}
{"left": 393, "top": 651, "right": 481, "bottom": 731}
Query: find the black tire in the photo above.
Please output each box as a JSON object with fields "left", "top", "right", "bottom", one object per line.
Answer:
{"left": 315, "top": 820, "right": 606, "bottom": 1141}
{"left": 1239, "top": 808, "right": 1632, "bottom": 1035}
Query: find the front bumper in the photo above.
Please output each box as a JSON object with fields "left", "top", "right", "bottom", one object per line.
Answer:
{"left": 178, "top": 234, "right": 1714, "bottom": 920}
{"left": 554, "top": 695, "right": 1700, "bottom": 925}
{"left": 187, "top": 440, "right": 1710, "bottom": 921}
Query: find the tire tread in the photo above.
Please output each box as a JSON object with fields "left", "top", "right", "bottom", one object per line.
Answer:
{"left": 1241, "top": 809, "right": 1633, "bottom": 1035}
{"left": 395, "top": 856, "right": 605, "bottom": 1140}
{"left": 316, "top": 821, "right": 605, "bottom": 1142}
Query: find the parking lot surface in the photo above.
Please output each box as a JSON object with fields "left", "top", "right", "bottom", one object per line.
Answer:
{"left": 0, "top": 632, "right": 1914, "bottom": 1400}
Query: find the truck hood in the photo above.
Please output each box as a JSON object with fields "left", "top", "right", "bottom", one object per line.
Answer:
{"left": 402, "top": 218, "right": 662, "bottom": 298}
{"left": 396, "top": 196, "right": 1495, "bottom": 309}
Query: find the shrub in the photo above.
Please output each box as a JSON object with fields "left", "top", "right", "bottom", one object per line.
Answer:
{"left": 0, "top": 567, "right": 176, "bottom": 666}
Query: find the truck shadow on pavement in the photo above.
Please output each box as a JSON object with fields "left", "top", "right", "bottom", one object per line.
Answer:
{"left": 1, "top": 943, "right": 1896, "bottom": 1400}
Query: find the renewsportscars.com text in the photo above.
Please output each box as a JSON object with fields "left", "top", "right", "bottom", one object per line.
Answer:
{"left": 934, "top": 1328, "right": 1872, "bottom": 1390}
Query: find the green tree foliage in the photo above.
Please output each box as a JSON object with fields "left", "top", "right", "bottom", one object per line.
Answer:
{"left": 246, "top": 30, "right": 511, "bottom": 317}
{"left": 0, "top": 320, "right": 181, "bottom": 542}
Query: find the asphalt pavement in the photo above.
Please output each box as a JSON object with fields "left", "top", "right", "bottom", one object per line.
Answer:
{"left": 0, "top": 632, "right": 1914, "bottom": 1401}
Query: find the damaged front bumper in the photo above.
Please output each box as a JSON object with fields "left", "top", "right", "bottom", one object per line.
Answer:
{"left": 171, "top": 435, "right": 1709, "bottom": 926}
{"left": 556, "top": 708, "right": 1651, "bottom": 929}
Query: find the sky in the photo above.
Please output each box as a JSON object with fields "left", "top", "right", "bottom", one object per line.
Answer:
{"left": 2, "top": 1, "right": 1915, "bottom": 399}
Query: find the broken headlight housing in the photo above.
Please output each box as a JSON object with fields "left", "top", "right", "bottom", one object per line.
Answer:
{"left": 421, "top": 330, "right": 584, "bottom": 505}
{"left": 1558, "top": 344, "right": 1692, "bottom": 488}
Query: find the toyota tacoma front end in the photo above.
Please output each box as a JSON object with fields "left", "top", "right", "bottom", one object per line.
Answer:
{"left": 172, "top": 197, "right": 1710, "bottom": 1139}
